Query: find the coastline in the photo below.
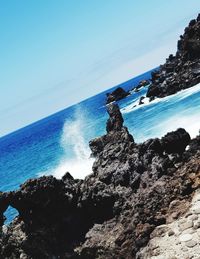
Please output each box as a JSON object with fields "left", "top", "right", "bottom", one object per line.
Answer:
{"left": 0, "top": 13, "right": 200, "bottom": 259}
{"left": 0, "top": 102, "right": 200, "bottom": 258}
{"left": 106, "top": 14, "right": 200, "bottom": 109}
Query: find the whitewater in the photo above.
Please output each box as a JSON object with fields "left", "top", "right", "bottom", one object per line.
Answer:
{"left": 1, "top": 69, "right": 200, "bottom": 222}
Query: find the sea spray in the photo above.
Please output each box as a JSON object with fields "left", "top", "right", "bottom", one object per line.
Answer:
{"left": 40, "top": 107, "right": 95, "bottom": 179}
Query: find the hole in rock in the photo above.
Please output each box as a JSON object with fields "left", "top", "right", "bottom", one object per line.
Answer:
{"left": 4, "top": 206, "right": 19, "bottom": 225}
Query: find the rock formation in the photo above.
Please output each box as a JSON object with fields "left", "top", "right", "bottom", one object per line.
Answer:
{"left": 147, "top": 14, "right": 200, "bottom": 98}
{"left": 106, "top": 87, "right": 129, "bottom": 104}
{"left": 137, "top": 188, "right": 200, "bottom": 258}
{"left": 107, "top": 14, "right": 200, "bottom": 105}
{"left": 0, "top": 103, "right": 200, "bottom": 259}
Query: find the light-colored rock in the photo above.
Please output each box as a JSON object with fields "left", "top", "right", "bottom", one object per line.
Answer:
{"left": 182, "top": 228, "right": 195, "bottom": 234}
{"left": 192, "top": 202, "right": 200, "bottom": 214}
{"left": 188, "top": 214, "right": 198, "bottom": 221}
{"left": 185, "top": 240, "right": 197, "bottom": 248}
{"left": 179, "top": 233, "right": 193, "bottom": 242}
{"left": 193, "top": 207, "right": 200, "bottom": 214}
{"left": 179, "top": 220, "right": 193, "bottom": 231}
{"left": 193, "top": 221, "right": 200, "bottom": 229}
{"left": 182, "top": 246, "right": 188, "bottom": 252}
{"left": 185, "top": 212, "right": 193, "bottom": 218}
{"left": 168, "top": 229, "right": 175, "bottom": 236}
{"left": 2, "top": 225, "right": 8, "bottom": 234}
{"left": 20, "top": 253, "right": 28, "bottom": 259}
{"left": 193, "top": 193, "right": 200, "bottom": 202}
{"left": 137, "top": 190, "right": 200, "bottom": 259}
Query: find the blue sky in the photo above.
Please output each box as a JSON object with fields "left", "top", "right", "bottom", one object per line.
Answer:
{"left": 0, "top": 0, "right": 199, "bottom": 136}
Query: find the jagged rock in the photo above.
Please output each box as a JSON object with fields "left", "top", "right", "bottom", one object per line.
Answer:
{"left": 106, "top": 103, "right": 124, "bottom": 132}
{"left": 106, "top": 87, "right": 129, "bottom": 104}
{"left": 0, "top": 193, "right": 9, "bottom": 226}
{"left": 1, "top": 16, "right": 200, "bottom": 259}
{"left": 139, "top": 96, "right": 145, "bottom": 105}
{"left": 1, "top": 102, "right": 199, "bottom": 259}
{"left": 147, "top": 13, "right": 200, "bottom": 99}
{"left": 133, "top": 80, "right": 150, "bottom": 92}
{"left": 161, "top": 128, "right": 191, "bottom": 154}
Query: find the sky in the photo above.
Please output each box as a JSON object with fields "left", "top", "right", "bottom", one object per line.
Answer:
{"left": 0, "top": 0, "right": 199, "bottom": 136}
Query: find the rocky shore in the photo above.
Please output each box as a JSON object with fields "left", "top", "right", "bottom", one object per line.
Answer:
{"left": 0, "top": 102, "right": 200, "bottom": 259}
{"left": 1, "top": 13, "right": 200, "bottom": 259}
{"left": 147, "top": 14, "right": 200, "bottom": 99}
{"left": 106, "top": 14, "right": 200, "bottom": 105}
{"left": 138, "top": 189, "right": 200, "bottom": 258}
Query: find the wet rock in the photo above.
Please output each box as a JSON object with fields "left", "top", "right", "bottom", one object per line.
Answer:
{"left": 1, "top": 89, "right": 200, "bottom": 258}
{"left": 106, "top": 87, "right": 129, "bottom": 104}
{"left": 133, "top": 80, "right": 150, "bottom": 92}
{"left": 106, "top": 103, "right": 124, "bottom": 132}
{"left": 139, "top": 96, "right": 145, "bottom": 105}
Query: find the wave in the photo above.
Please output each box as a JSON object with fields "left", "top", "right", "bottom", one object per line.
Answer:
{"left": 121, "top": 83, "right": 200, "bottom": 114}
{"left": 121, "top": 97, "right": 150, "bottom": 113}
{"left": 156, "top": 113, "right": 200, "bottom": 140}
{"left": 39, "top": 107, "right": 94, "bottom": 179}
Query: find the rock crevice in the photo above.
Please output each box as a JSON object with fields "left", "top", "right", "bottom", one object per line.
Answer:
{"left": 0, "top": 103, "right": 200, "bottom": 259}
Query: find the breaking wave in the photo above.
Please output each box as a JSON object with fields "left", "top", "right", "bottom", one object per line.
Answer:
{"left": 121, "top": 83, "right": 200, "bottom": 114}
{"left": 40, "top": 108, "right": 94, "bottom": 179}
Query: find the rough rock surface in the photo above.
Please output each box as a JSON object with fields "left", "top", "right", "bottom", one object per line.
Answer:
{"left": 147, "top": 14, "right": 200, "bottom": 99}
{"left": 137, "top": 188, "right": 200, "bottom": 259}
{"left": 0, "top": 103, "right": 200, "bottom": 259}
{"left": 106, "top": 87, "right": 129, "bottom": 104}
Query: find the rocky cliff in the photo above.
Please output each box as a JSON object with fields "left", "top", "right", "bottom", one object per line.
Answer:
{"left": 147, "top": 14, "right": 200, "bottom": 99}
{"left": 106, "top": 14, "right": 200, "bottom": 105}
{"left": 0, "top": 103, "right": 200, "bottom": 259}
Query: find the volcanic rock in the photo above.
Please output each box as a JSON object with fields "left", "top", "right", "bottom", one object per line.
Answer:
{"left": 106, "top": 87, "right": 129, "bottom": 104}
{"left": 1, "top": 17, "right": 200, "bottom": 259}
{"left": 147, "top": 13, "right": 200, "bottom": 99}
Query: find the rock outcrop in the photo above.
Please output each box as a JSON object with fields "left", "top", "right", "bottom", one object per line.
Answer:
{"left": 0, "top": 103, "right": 200, "bottom": 259}
{"left": 106, "top": 87, "right": 129, "bottom": 104}
{"left": 106, "top": 79, "right": 150, "bottom": 104}
{"left": 147, "top": 14, "right": 200, "bottom": 98}
{"left": 106, "top": 15, "right": 200, "bottom": 107}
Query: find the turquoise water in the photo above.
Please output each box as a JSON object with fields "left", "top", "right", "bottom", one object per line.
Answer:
{"left": 1, "top": 68, "right": 200, "bottom": 222}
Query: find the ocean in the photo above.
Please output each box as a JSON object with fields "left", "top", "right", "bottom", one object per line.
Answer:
{"left": 1, "top": 69, "right": 200, "bottom": 223}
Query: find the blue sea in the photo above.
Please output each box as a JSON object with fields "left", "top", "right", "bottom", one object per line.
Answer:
{"left": 1, "top": 69, "right": 200, "bottom": 223}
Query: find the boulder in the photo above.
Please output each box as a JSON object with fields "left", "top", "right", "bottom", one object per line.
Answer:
{"left": 161, "top": 128, "right": 191, "bottom": 154}
{"left": 106, "top": 87, "right": 129, "bottom": 104}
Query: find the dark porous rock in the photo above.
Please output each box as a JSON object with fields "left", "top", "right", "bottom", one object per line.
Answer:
{"left": 0, "top": 193, "right": 9, "bottom": 226}
{"left": 139, "top": 96, "right": 145, "bottom": 105}
{"left": 106, "top": 103, "right": 124, "bottom": 132}
{"left": 106, "top": 87, "right": 129, "bottom": 104}
{"left": 161, "top": 128, "right": 191, "bottom": 154}
{"left": 1, "top": 88, "right": 200, "bottom": 257}
{"left": 133, "top": 80, "right": 150, "bottom": 92}
{"left": 1, "top": 103, "right": 199, "bottom": 258}
{"left": 147, "top": 13, "right": 200, "bottom": 99}
{"left": 138, "top": 80, "right": 150, "bottom": 87}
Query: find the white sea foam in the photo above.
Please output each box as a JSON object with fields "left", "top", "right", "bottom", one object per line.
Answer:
{"left": 54, "top": 114, "right": 94, "bottom": 179}
{"left": 121, "top": 83, "right": 200, "bottom": 114}
{"left": 156, "top": 113, "right": 200, "bottom": 139}
{"left": 39, "top": 108, "right": 94, "bottom": 179}
{"left": 39, "top": 83, "right": 200, "bottom": 179}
